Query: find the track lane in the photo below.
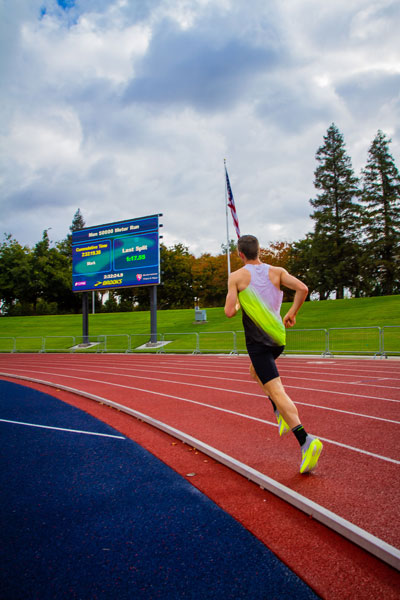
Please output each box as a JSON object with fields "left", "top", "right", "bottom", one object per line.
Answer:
{"left": 3, "top": 369, "right": 399, "bottom": 553}
{"left": 2, "top": 361, "right": 399, "bottom": 458}
{"left": 4, "top": 356, "right": 400, "bottom": 412}
{"left": 2, "top": 363, "right": 400, "bottom": 458}
{"left": 33, "top": 353, "right": 400, "bottom": 397}
{"left": 24, "top": 361, "right": 400, "bottom": 397}
{"left": 1, "top": 354, "right": 399, "bottom": 550}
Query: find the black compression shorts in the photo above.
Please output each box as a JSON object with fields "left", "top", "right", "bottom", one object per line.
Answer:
{"left": 247, "top": 343, "right": 285, "bottom": 385}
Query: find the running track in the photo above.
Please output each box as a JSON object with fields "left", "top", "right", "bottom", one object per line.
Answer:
{"left": 1, "top": 353, "right": 399, "bottom": 599}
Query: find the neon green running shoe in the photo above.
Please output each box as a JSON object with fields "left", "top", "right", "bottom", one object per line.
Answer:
{"left": 275, "top": 411, "right": 290, "bottom": 436}
{"left": 300, "top": 437, "right": 323, "bottom": 474}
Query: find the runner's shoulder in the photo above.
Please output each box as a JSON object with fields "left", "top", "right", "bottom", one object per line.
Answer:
{"left": 269, "top": 265, "right": 287, "bottom": 275}
{"left": 231, "top": 266, "right": 249, "bottom": 279}
{"left": 230, "top": 267, "right": 251, "bottom": 291}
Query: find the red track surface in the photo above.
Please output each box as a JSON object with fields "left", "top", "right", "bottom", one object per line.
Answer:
{"left": 1, "top": 353, "right": 400, "bottom": 599}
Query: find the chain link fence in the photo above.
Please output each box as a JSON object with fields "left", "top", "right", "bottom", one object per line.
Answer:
{"left": 0, "top": 326, "right": 399, "bottom": 356}
{"left": 382, "top": 326, "right": 400, "bottom": 356}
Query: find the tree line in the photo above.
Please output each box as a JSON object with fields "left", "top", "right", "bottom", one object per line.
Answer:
{"left": 0, "top": 215, "right": 291, "bottom": 315}
{"left": 0, "top": 124, "right": 399, "bottom": 316}
{"left": 288, "top": 125, "right": 400, "bottom": 299}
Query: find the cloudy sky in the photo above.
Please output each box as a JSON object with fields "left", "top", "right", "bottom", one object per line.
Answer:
{"left": 1, "top": 0, "right": 399, "bottom": 256}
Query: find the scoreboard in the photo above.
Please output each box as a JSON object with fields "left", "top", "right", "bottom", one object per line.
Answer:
{"left": 72, "top": 214, "right": 161, "bottom": 293}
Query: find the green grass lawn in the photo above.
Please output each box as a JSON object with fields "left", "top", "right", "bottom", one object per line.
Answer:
{"left": 0, "top": 295, "right": 399, "bottom": 354}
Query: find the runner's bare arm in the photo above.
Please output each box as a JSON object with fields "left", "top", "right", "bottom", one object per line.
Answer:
{"left": 224, "top": 273, "right": 241, "bottom": 318}
{"left": 279, "top": 269, "right": 308, "bottom": 328}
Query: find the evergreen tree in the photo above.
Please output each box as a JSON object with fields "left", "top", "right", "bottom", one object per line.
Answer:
{"left": 309, "top": 123, "right": 362, "bottom": 299}
{"left": 71, "top": 208, "right": 86, "bottom": 231}
{"left": 361, "top": 130, "right": 400, "bottom": 295}
{"left": 58, "top": 208, "right": 86, "bottom": 257}
{"left": 30, "top": 229, "right": 52, "bottom": 310}
{"left": 56, "top": 209, "right": 86, "bottom": 312}
{"left": 287, "top": 235, "right": 318, "bottom": 298}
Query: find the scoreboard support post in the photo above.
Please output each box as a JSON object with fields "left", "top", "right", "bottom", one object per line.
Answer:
{"left": 150, "top": 285, "right": 157, "bottom": 344}
{"left": 82, "top": 292, "right": 89, "bottom": 344}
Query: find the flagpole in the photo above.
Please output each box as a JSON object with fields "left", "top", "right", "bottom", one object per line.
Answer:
{"left": 224, "top": 159, "right": 231, "bottom": 277}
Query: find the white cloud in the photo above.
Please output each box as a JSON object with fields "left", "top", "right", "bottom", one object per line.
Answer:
{"left": 21, "top": 14, "right": 151, "bottom": 85}
{"left": 5, "top": 107, "right": 82, "bottom": 170}
{"left": 0, "top": 0, "right": 399, "bottom": 256}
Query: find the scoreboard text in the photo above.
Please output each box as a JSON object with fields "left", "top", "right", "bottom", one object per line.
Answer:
{"left": 72, "top": 215, "right": 161, "bottom": 293}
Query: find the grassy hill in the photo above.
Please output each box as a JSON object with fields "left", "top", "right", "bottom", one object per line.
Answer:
{"left": 0, "top": 295, "right": 398, "bottom": 339}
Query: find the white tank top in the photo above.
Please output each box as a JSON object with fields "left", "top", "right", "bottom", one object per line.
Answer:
{"left": 243, "top": 264, "right": 283, "bottom": 315}
{"left": 238, "top": 263, "right": 285, "bottom": 347}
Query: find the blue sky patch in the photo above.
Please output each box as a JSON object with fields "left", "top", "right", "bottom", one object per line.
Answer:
{"left": 57, "top": 0, "right": 76, "bottom": 9}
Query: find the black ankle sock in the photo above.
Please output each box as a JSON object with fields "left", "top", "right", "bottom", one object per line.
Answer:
{"left": 292, "top": 424, "right": 308, "bottom": 446}
{"left": 268, "top": 396, "right": 277, "bottom": 412}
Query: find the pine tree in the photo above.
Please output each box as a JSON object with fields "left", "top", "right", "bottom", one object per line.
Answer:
{"left": 361, "top": 130, "right": 400, "bottom": 295}
{"left": 57, "top": 208, "right": 86, "bottom": 257}
{"left": 55, "top": 209, "right": 87, "bottom": 312}
{"left": 309, "top": 123, "right": 362, "bottom": 299}
{"left": 70, "top": 208, "right": 86, "bottom": 233}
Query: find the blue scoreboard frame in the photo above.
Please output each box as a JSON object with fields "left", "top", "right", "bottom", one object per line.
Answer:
{"left": 72, "top": 214, "right": 161, "bottom": 293}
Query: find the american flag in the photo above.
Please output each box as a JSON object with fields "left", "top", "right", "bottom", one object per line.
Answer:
{"left": 225, "top": 165, "right": 241, "bottom": 239}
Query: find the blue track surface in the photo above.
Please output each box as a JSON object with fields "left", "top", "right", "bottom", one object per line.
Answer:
{"left": 0, "top": 380, "right": 319, "bottom": 599}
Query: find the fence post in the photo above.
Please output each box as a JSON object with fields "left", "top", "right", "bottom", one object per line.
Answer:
{"left": 194, "top": 333, "right": 200, "bottom": 354}
{"left": 323, "top": 329, "right": 332, "bottom": 357}
{"left": 232, "top": 331, "right": 238, "bottom": 355}
{"left": 375, "top": 327, "right": 383, "bottom": 358}
{"left": 380, "top": 327, "right": 389, "bottom": 359}
{"left": 157, "top": 334, "right": 166, "bottom": 354}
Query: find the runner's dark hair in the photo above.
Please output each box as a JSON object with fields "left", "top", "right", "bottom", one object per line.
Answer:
{"left": 238, "top": 235, "right": 259, "bottom": 260}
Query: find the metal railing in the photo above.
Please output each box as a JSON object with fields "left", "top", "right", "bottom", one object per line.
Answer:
{"left": 158, "top": 332, "right": 200, "bottom": 354}
{"left": 0, "top": 326, "right": 399, "bottom": 356}
{"left": 130, "top": 333, "right": 162, "bottom": 352}
{"left": 327, "top": 326, "right": 382, "bottom": 356}
{"left": 43, "top": 336, "right": 76, "bottom": 353}
{"left": 198, "top": 331, "right": 238, "bottom": 354}
{"left": 0, "top": 337, "right": 17, "bottom": 353}
{"left": 15, "top": 336, "right": 44, "bottom": 353}
{"left": 72, "top": 336, "right": 105, "bottom": 353}
{"left": 285, "top": 328, "right": 329, "bottom": 355}
{"left": 382, "top": 326, "right": 400, "bottom": 356}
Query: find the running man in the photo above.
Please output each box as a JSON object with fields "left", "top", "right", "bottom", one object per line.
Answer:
{"left": 224, "top": 234, "right": 323, "bottom": 473}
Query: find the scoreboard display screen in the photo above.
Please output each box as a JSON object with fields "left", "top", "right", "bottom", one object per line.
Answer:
{"left": 72, "top": 214, "right": 161, "bottom": 292}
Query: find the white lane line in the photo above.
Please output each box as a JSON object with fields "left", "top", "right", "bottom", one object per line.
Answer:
{"left": 8, "top": 356, "right": 400, "bottom": 386}
{"left": 1, "top": 371, "right": 399, "bottom": 465}
{"left": 7, "top": 364, "right": 400, "bottom": 425}
{"left": 96, "top": 354, "right": 400, "bottom": 373}
{"left": 0, "top": 372, "right": 399, "bottom": 571}
{"left": 2, "top": 366, "right": 400, "bottom": 428}
{"left": 42, "top": 360, "right": 400, "bottom": 390}
{"left": 284, "top": 383, "right": 400, "bottom": 404}
{"left": 281, "top": 375, "right": 399, "bottom": 389}
{"left": 16, "top": 357, "right": 400, "bottom": 387}
{"left": 0, "top": 418, "right": 125, "bottom": 439}
{"left": 5, "top": 362, "right": 400, "bottom": 407}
